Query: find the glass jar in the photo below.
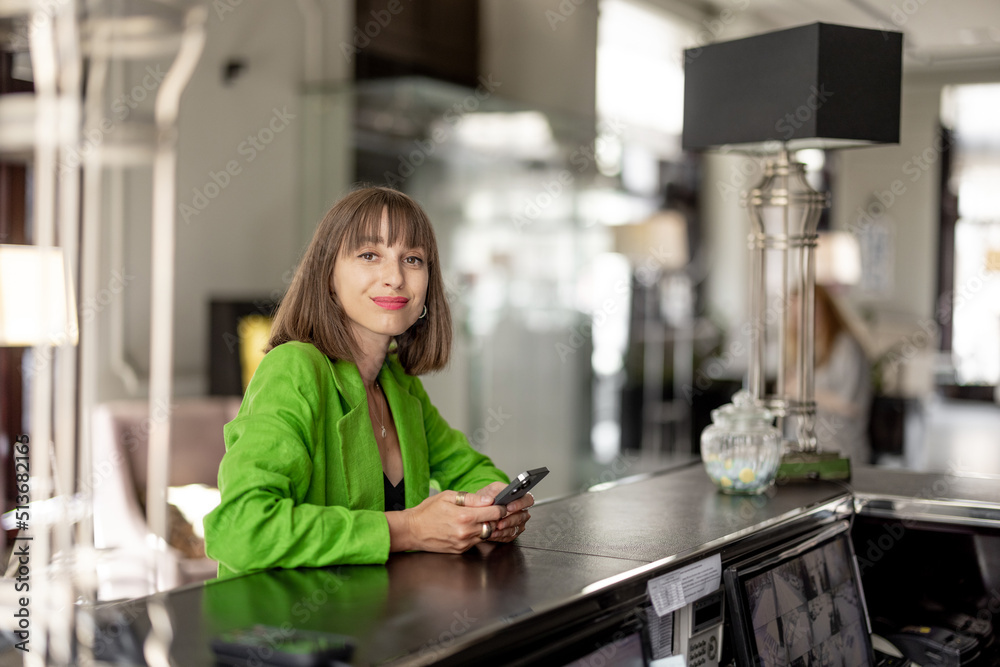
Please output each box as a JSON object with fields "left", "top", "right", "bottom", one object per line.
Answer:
{"left": 700, "top": 390, "right": 782, "bottom": 495}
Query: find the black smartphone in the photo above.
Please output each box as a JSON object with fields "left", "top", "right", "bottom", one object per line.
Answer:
{"left": 493, "top": 467, "right": 548, "bottom": 506}
{"left": 210, "top": 625, "right": 355, "bottom": 667}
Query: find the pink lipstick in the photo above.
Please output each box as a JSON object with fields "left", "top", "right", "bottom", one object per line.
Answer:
{"left": 372, "top": 296, "right": 409, "bottom": 310}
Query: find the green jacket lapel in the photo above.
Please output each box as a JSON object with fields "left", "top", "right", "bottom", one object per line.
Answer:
{"left": 331, "top": 359, "right": 382, "bottom": 510}
{"left": 379, "top": 363, "right": 428, "bottom": 509}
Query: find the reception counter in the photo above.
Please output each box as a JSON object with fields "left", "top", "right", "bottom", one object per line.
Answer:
{"left": 75, "top": 462, "right": 999, "bottom": 665}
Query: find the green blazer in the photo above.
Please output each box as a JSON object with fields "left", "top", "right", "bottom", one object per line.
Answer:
{"left": 203, "top": 341, "right": 508, "bottom": 577}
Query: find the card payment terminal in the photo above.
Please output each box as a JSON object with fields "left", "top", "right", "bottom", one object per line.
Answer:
{"left": 673, "top": 588, "right": 725, "bottom": 667}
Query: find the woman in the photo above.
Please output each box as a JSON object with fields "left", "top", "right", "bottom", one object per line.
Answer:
{"left": 811, "top": 284, "right": 872, "bottom": 463}
{"left": 786, "top": 285, "right": 872, "bottom": 463}
{"left": 204, "top": 187, "right": 532, "bottom": 576}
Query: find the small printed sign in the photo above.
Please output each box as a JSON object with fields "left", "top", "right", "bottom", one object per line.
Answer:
{"left": 646, "top": 553, "right": 722, "bottom": 617}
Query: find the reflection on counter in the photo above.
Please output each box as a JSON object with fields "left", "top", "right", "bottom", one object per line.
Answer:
{"left": 73, "top": 463, "right": 1000, "bottom": 666}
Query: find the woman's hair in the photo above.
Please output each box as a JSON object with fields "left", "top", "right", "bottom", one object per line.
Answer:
{"left": 814, "top": 284, "right": 849, "bottom": 368}
{"left": 786, "top": 284, "right": 858, "bottom": 370}
{"left": 267, "top": 186, "right": 452, "bottom": 375}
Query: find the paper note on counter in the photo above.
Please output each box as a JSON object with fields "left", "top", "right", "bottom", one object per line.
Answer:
{"left": 649, "top": 657, "right": 686, "bottom": 667}
{"left": 646, "top": 553, "right": 722, "bottom": 617}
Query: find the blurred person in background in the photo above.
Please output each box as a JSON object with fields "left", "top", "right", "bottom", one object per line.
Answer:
{"left": 787, "top": 285, "right": 873, "bottom": 463}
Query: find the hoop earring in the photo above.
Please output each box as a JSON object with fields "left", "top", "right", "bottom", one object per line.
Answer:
{"left": 419, "top": 305, "right": 428, "bottom": 319}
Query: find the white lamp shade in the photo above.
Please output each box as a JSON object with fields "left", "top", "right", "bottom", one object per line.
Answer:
{"left": 612, "top": 210, "right": 689, "bottom": 271}
{"left": 815, "top": 231, "right": 862, "bottom": 287}
{"left": 0, "top": 245, "right": 78, "bottom": 346}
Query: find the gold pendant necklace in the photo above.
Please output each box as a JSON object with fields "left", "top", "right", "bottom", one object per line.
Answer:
{"left": 368, "top": 381, "right": 386, "bottom": 438}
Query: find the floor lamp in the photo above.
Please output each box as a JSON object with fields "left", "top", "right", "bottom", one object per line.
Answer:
{"left": 0, "top": 244, "right": 80, "bottom": 665}
{"left": 682, "top": 22, "right": 902, "bottom": 479}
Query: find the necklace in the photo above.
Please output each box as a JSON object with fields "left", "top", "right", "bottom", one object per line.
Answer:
{"left": 368, "top": 381, "right": 386, "bottom": 438}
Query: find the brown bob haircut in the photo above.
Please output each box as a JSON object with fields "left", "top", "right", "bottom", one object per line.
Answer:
{"left": 267, "top": 186, "right": 452, "bottom": 375}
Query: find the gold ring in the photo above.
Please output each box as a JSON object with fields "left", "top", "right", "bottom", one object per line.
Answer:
{"left": 455, "top": 491, "right": 467, "bottom": 507}
{"left": 480, "top": 522, "right": 493, "bottom": 540}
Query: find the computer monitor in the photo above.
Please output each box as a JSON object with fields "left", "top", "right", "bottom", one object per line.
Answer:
{"left": 724, "top": 521, "right": 875, "bottom": 666}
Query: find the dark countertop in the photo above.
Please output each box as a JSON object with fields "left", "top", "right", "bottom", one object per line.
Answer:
{"left": 851, "top": 466, "right": 1000, "bottom": 504}
{"left": 849, "top": 465, "right": 1000, "bottom": 528}
{"left": 516, "top": 463, "right": 851, "bottom": 563}
{"left": 88, "top": 462, "right": 856, "bottom": 666}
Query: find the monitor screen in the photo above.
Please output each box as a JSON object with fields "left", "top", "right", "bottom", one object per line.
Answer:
{"left": 724, "top": 521, "right": 874, "bottom": 666}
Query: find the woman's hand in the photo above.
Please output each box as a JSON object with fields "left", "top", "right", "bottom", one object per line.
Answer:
{"left": 386, "top": 490, "right": 506, "bottom": 554}
{"left": 472, "top": 481, "right": 534, "bottom": 544}
{"left": 385, "top": 482, "right": 536, "bottom": 553}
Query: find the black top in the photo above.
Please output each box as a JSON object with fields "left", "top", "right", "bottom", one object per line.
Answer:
{"left": 383, "top": 474, "right": 405, "bottom": 512}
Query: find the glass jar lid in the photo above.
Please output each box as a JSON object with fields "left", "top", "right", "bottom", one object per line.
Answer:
{"left": 710, "top": 390, "right": 776, "bottom": 428}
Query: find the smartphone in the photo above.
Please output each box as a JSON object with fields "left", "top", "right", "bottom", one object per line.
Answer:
{"left": 493, "top": 467, "right": 549, "bottom": 506}
{"left": 210, "top": 625, "right": 355, "bottom": 667}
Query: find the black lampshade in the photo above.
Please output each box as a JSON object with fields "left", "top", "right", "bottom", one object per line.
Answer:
{"left": 681, "top": 22, "right": 902, "bottom": 151}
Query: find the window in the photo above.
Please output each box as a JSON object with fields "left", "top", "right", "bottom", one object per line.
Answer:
{"left": 942, "top": 83, "right": 1000, "bottom": 386}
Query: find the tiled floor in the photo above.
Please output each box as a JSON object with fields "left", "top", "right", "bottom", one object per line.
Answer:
{"left": 878, "top": 396, "right": 1000, "bottom": 477}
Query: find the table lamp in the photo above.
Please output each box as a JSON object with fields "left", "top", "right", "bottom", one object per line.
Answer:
{"left": 682, "top": 23, "right": 902, "bottom": 480}
{"left": 0, "top": 243, "right": 80, "bottom": 665}
{"left": 0, "top": 245, "right": 78, "bottom": 347}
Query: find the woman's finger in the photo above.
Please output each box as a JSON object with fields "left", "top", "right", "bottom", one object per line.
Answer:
{"left": 495, "top": 508, "right": 529, "bottom": 531}
{"left": 452, "top": 490, "right": 498, "bottom": 507}
{"left": 503, "top": 491, "right": 535, "bottom": 515}
{"left": 496, "top": 519, "right": 527, "bottom": 542}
